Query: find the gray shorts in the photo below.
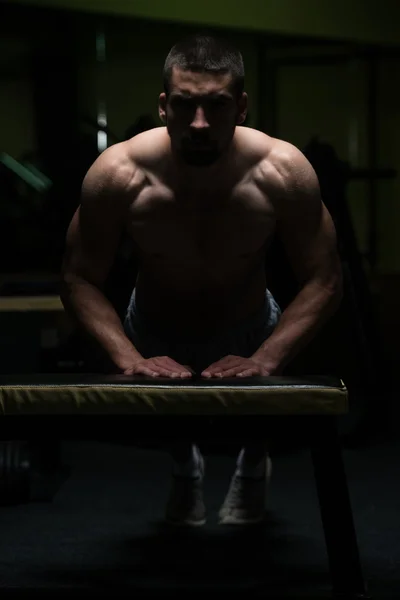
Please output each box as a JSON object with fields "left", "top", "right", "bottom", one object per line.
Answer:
{"left": 123, "top": 289, "right": 281, "bottom": 374}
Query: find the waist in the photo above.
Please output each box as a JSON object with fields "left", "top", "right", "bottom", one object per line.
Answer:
{"left": 126, "top": 284, "right": 273, "bottom": 341}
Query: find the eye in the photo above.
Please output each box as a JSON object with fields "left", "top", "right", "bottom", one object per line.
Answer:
{"left": 210, "top": 98, "right": 230, "bottom": 109}
{"left": 171, "top": 97, "right": 194, "bottom": 110}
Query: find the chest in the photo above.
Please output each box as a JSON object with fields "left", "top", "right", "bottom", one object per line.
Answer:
{"left": 127, "top": 182, "right": 276, "bottom": 264}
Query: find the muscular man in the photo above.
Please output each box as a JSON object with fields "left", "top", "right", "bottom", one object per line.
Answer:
{"left": 61, "top": 34, "right": 343, "bottom": 526}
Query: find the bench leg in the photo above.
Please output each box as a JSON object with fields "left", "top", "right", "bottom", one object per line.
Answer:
{"left": 310, "top": 417, "right": 370, "bottom": 599}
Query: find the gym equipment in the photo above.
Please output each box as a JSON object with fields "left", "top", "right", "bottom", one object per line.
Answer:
{"left": 0, "top": 440, "right": 69, "bottom": 507}
{"left": 0, "top": 290, "right": 65, "bottom": 374}
{"left": 0, "top": 373, "right": 369, "bottom": 599}
{"left": 303, "top": 138, "right": 392, "bottom": 440}
{"left": 0, "top": 153, "right": 54, "bottom": 272}
{"left": 265, "top": 137, "right": 392, "bottom": 443}
{"left": 0, "top": 441, "right": 30, "bottom": 505}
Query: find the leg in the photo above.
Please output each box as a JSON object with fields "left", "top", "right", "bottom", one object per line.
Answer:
{"left": 168, "top": 441, "right": 203, "bottom": 477}
{"left": 311, "top": 417, "right": 370, "bottom": 599}
{"left": 165, "top": 440, "right": 206, "bottom": 526}
{"left": 236, "top": 440, "right": 269, "bottom": 477}
{"left": 214, "top": 289, "right": 280, "bottom": 524}
{"left": 219, "top": 438, "right": 272, "bottom": 525}
{"left": 123, "top": 298, "right": 206, "bottom": 525}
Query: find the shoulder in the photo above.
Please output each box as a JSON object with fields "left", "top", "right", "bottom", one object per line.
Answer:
{"left": 81, "top": 128, "right": 169, "bottom": 208}
{"left": 82, "top": 141, "right": 145, "bottom": 199}
{"left": 236, "top": 127, "right": 318, "bottom": 189}
{"left": 237, "top": 128, "right": 322, "bottom": 219}
{"left": 82, "top": 126, "right": 169, "bottom": 194}
{"left": 250, "top": 134, "right": 320, "bottom": 197}
{"left": 128, "top": 126, "right": 170, "bottom": 171}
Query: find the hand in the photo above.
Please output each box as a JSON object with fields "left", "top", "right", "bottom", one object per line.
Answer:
{"left": 201, "top": 355, "right": 271, "bottom": 378}
{"left": 123, "top": 356, "right": 194, "bottom": 378}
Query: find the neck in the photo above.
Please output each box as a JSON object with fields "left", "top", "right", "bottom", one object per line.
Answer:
{"left": 170, "top": 143, "right": 235, "bottom": 191}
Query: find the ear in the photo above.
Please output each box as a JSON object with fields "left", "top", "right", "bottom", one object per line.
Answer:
{"left": 159, "top": 93, "right": 167, "bottom": 124}
{"left": 236, "top": 92, "right": 248, "bottom": 125}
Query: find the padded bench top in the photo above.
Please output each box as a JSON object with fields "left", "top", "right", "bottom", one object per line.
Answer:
{"left": 0, "top": 374, "right": 348, "bottom": 416}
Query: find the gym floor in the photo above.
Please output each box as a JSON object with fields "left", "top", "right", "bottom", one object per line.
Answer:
{"left": 0, "top": 434, "right": 399, "bottom": 598}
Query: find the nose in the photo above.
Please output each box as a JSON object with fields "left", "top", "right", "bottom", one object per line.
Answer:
{"left": 190, "top": 106, "right": 210, "bottom": 130}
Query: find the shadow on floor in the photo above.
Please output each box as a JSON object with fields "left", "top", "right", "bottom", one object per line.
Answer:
{"left": 23, "top": 512, "right": 332, "bottom": 596}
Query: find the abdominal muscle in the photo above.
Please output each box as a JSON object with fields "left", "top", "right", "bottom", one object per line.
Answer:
{"left": 133, "top": 259, "right": 268, "bottom": 339}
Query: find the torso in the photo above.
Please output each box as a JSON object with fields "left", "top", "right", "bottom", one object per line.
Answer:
{"left": 122, "top": 126, "right": 280, "bottom": 337}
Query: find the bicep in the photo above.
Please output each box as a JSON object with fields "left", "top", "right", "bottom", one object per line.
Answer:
{"left": 277, "top": 175, "right": 341, "bottom": 289}
{"left": 62, "top": 173, "right": 125, "bottom": 289}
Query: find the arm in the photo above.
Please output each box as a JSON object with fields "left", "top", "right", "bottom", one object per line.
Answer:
{"left": 60, "top": 147, "right": 144, "bottom": 371}
{"left": 252, "top": 145, "right": 343, "bottom": 374}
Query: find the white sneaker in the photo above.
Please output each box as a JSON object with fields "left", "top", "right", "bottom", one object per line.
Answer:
{"left": 165, "top": 454, "right": 206, "bottom": 526}
{"left": 218, "top": 455, "right": 272, "bottom": 525}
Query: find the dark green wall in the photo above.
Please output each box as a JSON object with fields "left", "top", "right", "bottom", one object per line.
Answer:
{"left": 9, "top": 0, "right": 400, "bottom": 46}
{"left": 2, "top": 12, "right": 400, "bottom": 274}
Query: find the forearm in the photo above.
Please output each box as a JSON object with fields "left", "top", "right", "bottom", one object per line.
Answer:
{"left": 252, "top": 280, "right": 343, "bottom": 373}
{"left": 60, "top": 279, "right": 142, "bottom": 370}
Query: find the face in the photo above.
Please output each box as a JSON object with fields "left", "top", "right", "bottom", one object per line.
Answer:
{"left": 159, "top": 67, "right": 247, "bottom": 167}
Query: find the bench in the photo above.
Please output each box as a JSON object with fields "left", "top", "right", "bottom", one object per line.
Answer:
{"left": 0, "top": 373, "right": 370, "bottom": 598}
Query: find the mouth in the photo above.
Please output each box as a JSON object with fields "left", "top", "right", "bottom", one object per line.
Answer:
{"left": 187, "top": 141, "right": 213, "bottom": 150}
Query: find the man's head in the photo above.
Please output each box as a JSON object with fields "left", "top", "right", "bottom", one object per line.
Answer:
{"left": 159, "top": 33, "right": 247, "bottom": 168}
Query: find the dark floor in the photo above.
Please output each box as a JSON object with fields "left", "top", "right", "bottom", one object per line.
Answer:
{"left": 0, "top": 434, "right": 399, "bottom": 598}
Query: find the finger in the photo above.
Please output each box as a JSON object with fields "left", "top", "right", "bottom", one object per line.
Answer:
{"left": 161, "top": 368, "right": 192, "bottom": 379}
{"left": 153, "top": 357, "right": 192, "bottom": 377}
{"left": 142, "top": 365, "right": 180, "bottom": 378}
{"left": 236, "top": 369, "right": 256, "bottom": 377}
{"left": 202, "top": 366, "right": 236, "bottom": 377}
{"left": 160, "top": 368, "right": 186, "bottom": 378}
{"left": 136, "top": 368, "right": 160, "bottom": 377}
{"left": 201, "top": 364, "right": 218, "bottom": 377}
{"left": 173, "top": 370, "right": 193, "bottom": 378}
{"left": 203, "top": 367, "right": 244, "bottom": 378}
{"left": 202, "top": 358, "right": 243, "bottom": 376}
{"left": 237, "top": 368, "right": 270, "bottom": 377}
{"left": 174, "top": 362, "right": 194, "bottom": 377}
{"left": 202, "top": 367, "right": 226, "bottom": 377}
{"left": 222, "top": 367, "right": 258, "bottom": 378}
{"left": 155, "top": 356, "right": 185, "bottom": 369}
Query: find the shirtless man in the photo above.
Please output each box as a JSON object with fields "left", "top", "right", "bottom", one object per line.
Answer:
{"left": 61, "top": 33, "right": 343, "bottom": 526}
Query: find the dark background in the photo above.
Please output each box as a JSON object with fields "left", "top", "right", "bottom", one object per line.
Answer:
{"left": 1, "top": 1, "right": 400, "bottom": 597}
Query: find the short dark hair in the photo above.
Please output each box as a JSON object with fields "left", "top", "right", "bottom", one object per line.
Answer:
{"left": 163, "top": 33, "right": 245, "bottom": 98}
